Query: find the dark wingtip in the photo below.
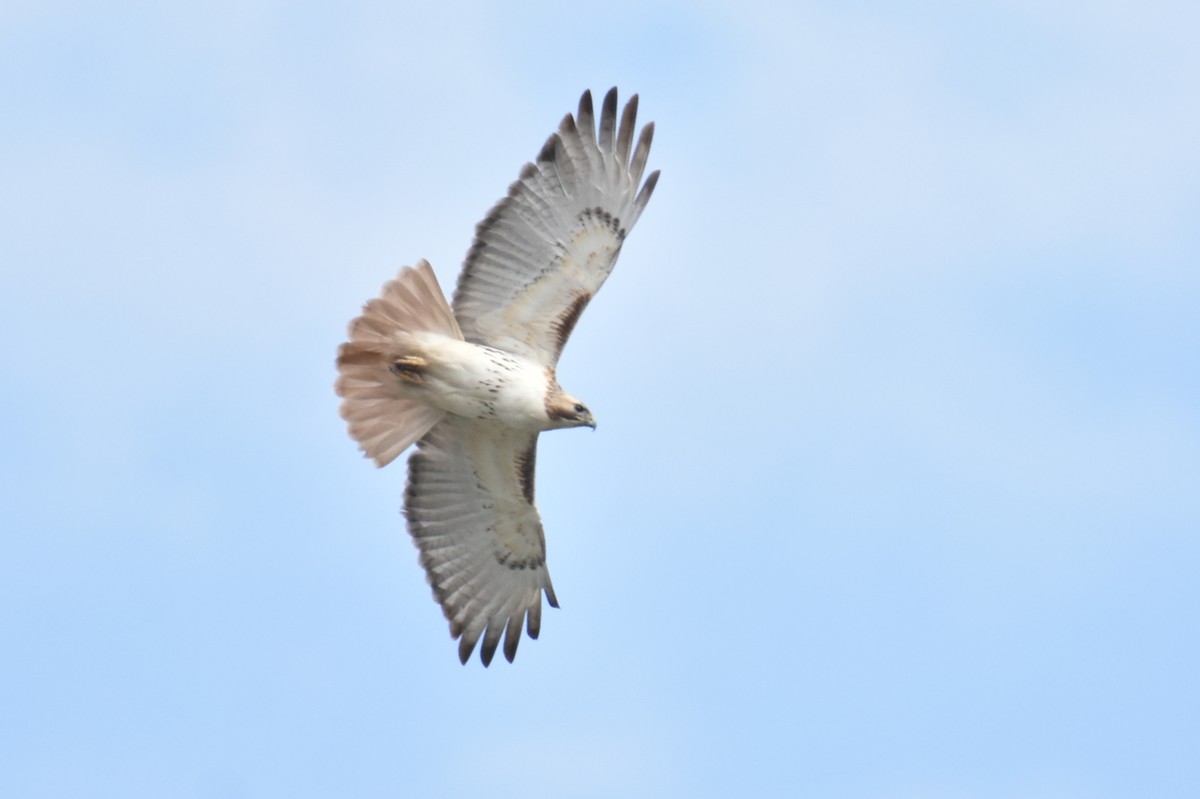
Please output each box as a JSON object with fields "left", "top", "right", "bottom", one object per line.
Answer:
{"left": 458, "top": 636, "right": 475, "bottom": 665}
{"left": 616, "top": 94, "right": 639, "bottom": 163}
{"left": 537, "top": 133, "right": 559, "bottom": 164}
{"left": 645, "top": 168, "right": 661, "bottom": 185}
{"left": 578, "top": 89, "right": 593, "bottom": 120}
{"left": 597, "top": 87, "right": 619, "bottom": 151}
{"left": 602, "top": 87, "right": 618, "bottom": 115}
{"left": 527, "top": 605, "right": 541, "bottom": 639}
{"left": 636, "top": 169, "right": 661, "bottom": 209}
{"left": 480, "top": 638, "right": 498, "bottom": 667}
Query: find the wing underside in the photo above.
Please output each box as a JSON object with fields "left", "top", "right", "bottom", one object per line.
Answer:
{"left": 404, "top": 417, "right": 558, "bottom": 665}
{"left": 452, "top": 87, "right": 659, "bottom": 367}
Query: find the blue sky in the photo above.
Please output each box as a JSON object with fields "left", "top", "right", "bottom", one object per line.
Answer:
{"left": 2, "top": 1, "right": 1198, "bottom": 797}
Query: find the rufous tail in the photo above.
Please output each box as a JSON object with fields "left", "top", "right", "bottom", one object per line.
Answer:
{"left": 335, "top": 261, "right": 461, "bottom": 466}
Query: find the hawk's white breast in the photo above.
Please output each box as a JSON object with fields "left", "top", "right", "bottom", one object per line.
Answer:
{"left": 398, "top": 332, "right": 550, "bottom": 428}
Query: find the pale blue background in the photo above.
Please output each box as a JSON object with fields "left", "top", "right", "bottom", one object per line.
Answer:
{"left": 2, "top": 2, "right": 1198, "bottom": 797}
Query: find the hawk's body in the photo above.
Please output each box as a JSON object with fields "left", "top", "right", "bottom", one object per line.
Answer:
{"left": 387, "top": 330, "right": 556, "bottom": 427}
{"left": 336, "top": 89, "right": 658, "bottom": 665}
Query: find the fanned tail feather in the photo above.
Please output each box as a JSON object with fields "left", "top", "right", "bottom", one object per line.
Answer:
{"left": 335, "top": 261, "right": 460, "bottom": 467}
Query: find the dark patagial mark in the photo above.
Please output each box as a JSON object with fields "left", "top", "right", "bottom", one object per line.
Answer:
{"left": 553, "top": 292, "right": 592, "bottom": 358}
{"left": 515, "top": 440, "right": 537, "bottom": 504}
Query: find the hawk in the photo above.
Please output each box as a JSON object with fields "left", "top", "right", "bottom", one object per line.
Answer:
{"left": 335, "top": 88, "right": 659, "bottom": 665}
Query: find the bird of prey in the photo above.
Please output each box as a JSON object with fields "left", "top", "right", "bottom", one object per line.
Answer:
{"left": 335, "top": 88, "right": 659, "bottom": 665}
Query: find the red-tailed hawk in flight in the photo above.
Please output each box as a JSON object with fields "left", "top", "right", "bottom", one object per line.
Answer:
{"left": 335, "top": 88, "right": 659, "bottom": 665}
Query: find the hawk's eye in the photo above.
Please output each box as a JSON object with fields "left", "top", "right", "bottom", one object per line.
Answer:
{"left": 574, "top": 403, "right": 586, "bottom": 414}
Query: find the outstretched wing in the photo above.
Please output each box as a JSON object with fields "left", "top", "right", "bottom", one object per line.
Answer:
{"left": 404, "top": 417, "right": 558, "bottom": 665}
{"left": 452, "top": 87, "right": 659, "bottom": 367}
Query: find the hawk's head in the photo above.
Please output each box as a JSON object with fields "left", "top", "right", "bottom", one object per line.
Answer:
{"left": 545, "top": 387, "right": 596, "bottom": 430}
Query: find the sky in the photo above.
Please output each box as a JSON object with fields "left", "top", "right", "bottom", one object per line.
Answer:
{"left": 2, "top": 1, "right": 1198, "bottom": 797}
